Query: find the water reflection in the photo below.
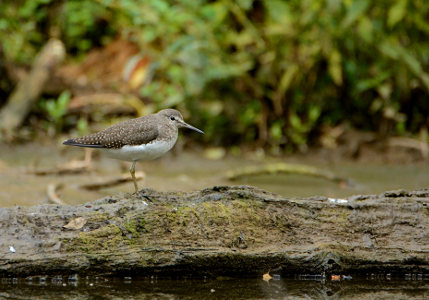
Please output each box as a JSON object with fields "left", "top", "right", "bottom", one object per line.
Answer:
{"left": 0, "top": 276, "right": 427, "bottom": 299}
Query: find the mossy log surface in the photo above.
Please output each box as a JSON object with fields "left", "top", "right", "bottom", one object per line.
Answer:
{"left": 0, "top": 186, "right": 428, "bottom": 277}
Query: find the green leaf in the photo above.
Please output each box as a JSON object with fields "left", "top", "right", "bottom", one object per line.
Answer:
{"left": 290, "top": 113, "right": 303, "bottom": 131}
{"left": 277, "top": 64, "right": 299, "bottom": 95}
{"left": 237, "top": 0, "right": 254, "bottom": 10}
{"left": 356, "top": 72, "right": 391, "bottom": 92}
{"left": 270, "top": 121, "right": 284, "bottom": 141}
{"left": 342, "top": 0, "right": 370, "bottom": 28}
{"left": 57, "top": 91, "right": 71, "bottom": 113}
{"left": 357, "top": 16, "right": 373, "bottom": 43}
{"left": 378, "top": 41, "right": 400, "bottom": 59}
{"left": 263, "top": 0, "right": 291, "bottom": 23}
{"left": 308, "top": 105, "right": 321, "bottom": 123}
{"left": 388, "top": 0, "right": 407, "bottom": 28}
{"left": 395, "top": 45, "right": 429, "bottom": 91}
{"left": 77, "top": 117, "right": 89, "bottom": 136}
{"left": 201, "top": 2, "right": 228, "bottom": 25}
{"left": 149, "top": 0, "right": 169, "bottom": 13}
{"left": 328, "top": 49, "right": 342, "bottom": 85}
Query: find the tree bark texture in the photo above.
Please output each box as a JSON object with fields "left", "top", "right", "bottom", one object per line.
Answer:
{"left": 0, "top": 186, "right": 427, "bottom": 277}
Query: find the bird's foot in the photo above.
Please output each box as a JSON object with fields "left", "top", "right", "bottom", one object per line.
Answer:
{"left": 139, "top": 192, "right": 152, "bottom": 202}
{"left": 128, "top": 190, "right": 152, "bottom": 202}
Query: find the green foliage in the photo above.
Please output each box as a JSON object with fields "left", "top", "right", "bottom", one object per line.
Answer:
{"left": 76, "top": 117, "right": 89, "bottom": 137}
{"left": 0, "top": 0, "right": 47, "bottom": 63}
{"left": 0, "top": 0, "right": 114, "bottom": 61}
{"left": 109, "top": 0, "right": 429, "bottom": 150}
{"left": 39, "top": 91, "right": 71, "bottom": 135}
{"left": 1, "top": 0, "right": 429, "bottom": 151}
{"left": 61, "top": 0, "right": 114, "bottom": 53}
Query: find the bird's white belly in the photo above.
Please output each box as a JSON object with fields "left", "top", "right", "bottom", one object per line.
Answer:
{"left": 101, "top": 140, "right": 175, "bottom": 162}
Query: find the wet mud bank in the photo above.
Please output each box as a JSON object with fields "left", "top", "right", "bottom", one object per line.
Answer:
{"left": 0, "top": 186, "right": 428, "bottom": 277}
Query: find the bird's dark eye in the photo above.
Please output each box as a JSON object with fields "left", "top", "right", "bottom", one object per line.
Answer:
{"left": 170, "top": 116, "right": 175, "bottom": 121}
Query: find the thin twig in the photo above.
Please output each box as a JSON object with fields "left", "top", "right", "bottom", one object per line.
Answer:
{"left": 47, "top": 183, "right": 66, "bottom": 205}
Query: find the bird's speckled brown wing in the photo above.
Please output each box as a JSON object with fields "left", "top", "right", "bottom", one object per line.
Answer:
{"left": 63, "top": 116, "right": 159, "bottom": 149}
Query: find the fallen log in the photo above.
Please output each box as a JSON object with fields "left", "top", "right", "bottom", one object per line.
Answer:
{"left": 0, "top": 186, "right": 427, "bottom": 277}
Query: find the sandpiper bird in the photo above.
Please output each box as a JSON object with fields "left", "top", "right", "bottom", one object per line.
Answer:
{"left": 63, "top": 109, "right": 204, "bottom": 193}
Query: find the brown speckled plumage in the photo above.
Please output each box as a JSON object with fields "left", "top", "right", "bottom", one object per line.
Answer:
{"left": 63, "top": 109, "right": 185, "bottom": 149}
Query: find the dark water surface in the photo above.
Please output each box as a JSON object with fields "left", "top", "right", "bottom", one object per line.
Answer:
{"left": 1, "top": 275, "right": 428, "bottom": 299}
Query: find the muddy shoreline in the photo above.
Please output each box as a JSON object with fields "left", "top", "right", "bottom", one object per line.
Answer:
{"left": 0, "top": 186, "right": 428, "bottom": 277}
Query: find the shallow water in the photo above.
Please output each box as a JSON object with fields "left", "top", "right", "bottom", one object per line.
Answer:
{"left": 1, "top": 275, "right": 428, "bottom": 299}
{"left": 0, "top": 143, "right": 428, "bottom": 206}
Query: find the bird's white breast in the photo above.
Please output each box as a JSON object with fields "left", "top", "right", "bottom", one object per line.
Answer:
{"left": 101, "top": 139, "right": 176, "bottom": 162}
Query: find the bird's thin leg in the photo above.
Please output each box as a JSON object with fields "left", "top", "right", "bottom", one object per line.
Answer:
{"left": 130, "top": 160, "right": 138, "bottom": 194}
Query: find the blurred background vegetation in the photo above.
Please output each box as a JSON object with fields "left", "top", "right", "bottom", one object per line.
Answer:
{"left": 0, "top": 0, "right": 428, "bottom": 154}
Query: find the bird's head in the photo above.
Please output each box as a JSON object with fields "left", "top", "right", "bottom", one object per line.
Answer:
{"left": 158, "top": 109, "right": 204, "bottom": 134}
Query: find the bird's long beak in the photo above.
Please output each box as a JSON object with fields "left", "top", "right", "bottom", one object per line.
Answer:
{"left": 179, "top": 120, "right": 205, "bottom": 134}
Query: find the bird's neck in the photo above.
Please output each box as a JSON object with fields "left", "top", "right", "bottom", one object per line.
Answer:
{"left": 158, "top": 123, "right": 178, "bottom": 142}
